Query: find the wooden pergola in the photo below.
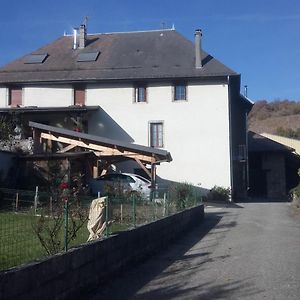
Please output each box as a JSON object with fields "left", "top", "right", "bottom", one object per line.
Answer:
{"left": 29, "top": 121, "right": 172, "bottom": 187}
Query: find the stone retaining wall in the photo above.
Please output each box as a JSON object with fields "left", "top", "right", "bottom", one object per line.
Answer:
{"left": 0, "top": 204, "right": 204, "bottom": 300}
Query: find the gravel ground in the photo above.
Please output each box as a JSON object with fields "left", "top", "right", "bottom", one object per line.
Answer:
{"left": 88, "top": 202, "right": 300, "bottom": 300}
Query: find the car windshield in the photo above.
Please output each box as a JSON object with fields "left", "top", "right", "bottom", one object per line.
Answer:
{"left": 133, "top": 174, "right": 151, "bottom": 183}
{"left": 98, "top": 173, "right": 135, "bottom": 183}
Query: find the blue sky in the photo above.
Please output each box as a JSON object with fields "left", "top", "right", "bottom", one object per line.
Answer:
{"left": 0, "top": 0, "right": 299, "bottom": 101}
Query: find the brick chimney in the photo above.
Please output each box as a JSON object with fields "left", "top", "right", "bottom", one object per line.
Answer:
{"left": 79, "top": 24, "right": 86, "bottom": 49}
{"left": 195, "top": 29, "right": 202, "bottom": 68}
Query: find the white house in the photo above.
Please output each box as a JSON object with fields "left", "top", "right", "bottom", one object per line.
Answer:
{"left": 0, "top": 25, "right": 252, "bottom": 198}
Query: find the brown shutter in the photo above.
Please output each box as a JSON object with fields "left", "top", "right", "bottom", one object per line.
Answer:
{"left": 74, "top": 86, "right": 85, "bottom": 106}
{"left": 9, "top": 87, "right": 22, "bottom": 107}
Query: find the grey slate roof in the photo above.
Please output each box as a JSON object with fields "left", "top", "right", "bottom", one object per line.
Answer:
{"left": 0, "top": 29, "right": 237, "bottom": 84}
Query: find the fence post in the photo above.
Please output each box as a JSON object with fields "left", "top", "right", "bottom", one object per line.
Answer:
{"left": 15, "top": 193, "right": 19, "bottom": 211}
{"left": 152, "top": 196, "right": 156, "bottom": 221}
{"left": 34, "top": 186, "right": 39, "bottom": 215}
{"left": 120, "top": 204, "right": 123, "bottom": 224}
{"left": 167, "top": 190, "right": 170, "bottom": 216}
{"left": 132, "top": 194, "right": 136, "bottom": 228}
{"left": 64, "top": 199, "right": 69, "bottom": 252}
{"left": 163, "top": 192, "right": 166, "bottom": 217}
{"left": 105, "top": 197, "right": 109, "bottom": 237}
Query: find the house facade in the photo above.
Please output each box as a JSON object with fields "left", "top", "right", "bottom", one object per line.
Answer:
{"left": 0, "top": 26, "right": 252, "bottom": 198}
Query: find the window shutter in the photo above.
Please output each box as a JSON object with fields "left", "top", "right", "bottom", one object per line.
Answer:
{"left": 74, "top": 86, "right": 85, "bottom": 106}
{"left": 9, "top": 87, "right": 22, "bottom": 107}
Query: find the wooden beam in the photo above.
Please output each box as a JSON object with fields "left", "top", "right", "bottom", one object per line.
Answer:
{"left": 134, "top": 158, "right": 151, "bottom": 178}
{"left": 57, "top": 144, "right": 76, "bottom": 153}
{"left": 100, "top": 152, "right": 155, "bottom": 163}
{"left": 40, "top": 132, "right": 156, "bottom": 163}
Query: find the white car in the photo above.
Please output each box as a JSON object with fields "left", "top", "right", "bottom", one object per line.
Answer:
{"left": 90, "top": 173, "right": 152, "bottom": 199}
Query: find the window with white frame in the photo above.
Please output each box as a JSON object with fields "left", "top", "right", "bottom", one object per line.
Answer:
{"left": 173, "top": 84, "right": 187, "bottom": 101}
{"left": 149, "top": 122, "right": 164, "bottom": 148}
{"left": 135, "top": 86, "right": 147, "bottom": 102}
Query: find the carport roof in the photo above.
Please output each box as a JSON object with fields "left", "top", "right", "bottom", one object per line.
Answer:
{"left": 29, "top": 121, "right": 172, "bottom": 164}
{"left": 0, "top": 106, "right": 99, "bottom": 114}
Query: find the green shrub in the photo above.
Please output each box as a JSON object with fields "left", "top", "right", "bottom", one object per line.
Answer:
{"left": 206, "top": 185, "right": 231, "bottom": 202}
{"left": 169, "top": 182, "right": 195, "bottom": 210}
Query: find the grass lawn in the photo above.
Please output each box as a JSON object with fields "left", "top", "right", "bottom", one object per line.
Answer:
{"left": 0, "top": 211, "right": 128, "bottom": 271}
{"left": 0, "top": 212, "right": 46, "bottom": 270}
{"left": 0, "top": 200, "right": 181, "bottom": 271}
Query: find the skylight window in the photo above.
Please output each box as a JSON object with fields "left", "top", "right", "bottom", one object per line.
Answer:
{"left": 77, "top": 52, "right": 100, "bottom": 62}
{"left": 24, "top": 53, "right": 48, "bottom": 64}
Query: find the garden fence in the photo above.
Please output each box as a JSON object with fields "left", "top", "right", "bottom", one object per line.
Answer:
{"left": 0, "top": 186, "right": 202, "bottom": 271}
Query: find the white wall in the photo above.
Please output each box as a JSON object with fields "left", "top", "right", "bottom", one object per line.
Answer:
{"left": 0, "top": 82, "right": 231, "bottom": 189}
{"left": 23, "top": 85, "right": 73, "bottom": 107}
{"left": 0, "top": 85, "right": 73, "bottom": 107}
{"left": 0, "top": 87, "right": 7, "bottom": 106}
{"left": 86, "top": 82, "right": 231, "bottom": 189}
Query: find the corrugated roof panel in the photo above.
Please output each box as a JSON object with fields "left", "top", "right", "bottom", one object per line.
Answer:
{"left": 77, "top": 51, "right": 100, "bottom": 62}
{"left": 24, "top": 53, "right": 48, "bottom": 64}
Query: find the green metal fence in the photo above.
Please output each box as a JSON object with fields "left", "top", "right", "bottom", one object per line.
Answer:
{"left": 0, "top": 186, "right": 202, "bottom": 271}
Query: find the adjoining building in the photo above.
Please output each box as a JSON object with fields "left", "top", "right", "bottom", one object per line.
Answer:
{"left": 0, "top": 25, "right": 253, "bottom": 198}
{"left": 248, "top": 131, "right": 300, "bottom": 199}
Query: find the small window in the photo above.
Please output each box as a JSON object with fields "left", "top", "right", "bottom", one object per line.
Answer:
{"left": 135, "top": 86, "right": 147, "bottom": 103}
{"left": 8, "top": 87, "right": 22, "bottom": 107}
{"left": 150, "top": 122, "right": 164, "bottom": 148}
{"left": 174, "top": 84, "right": 186, "bottom": 101}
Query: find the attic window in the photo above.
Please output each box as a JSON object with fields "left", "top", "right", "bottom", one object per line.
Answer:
{"left": 77, "top": 52, "right": 100, "bottom": 62}
{"left": 24, "top": 53, "right": 48, "bottom": 64}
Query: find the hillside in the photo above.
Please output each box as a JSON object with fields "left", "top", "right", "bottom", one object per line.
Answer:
{"left": 248, "top": 100, "right": 300, "bottom": 139}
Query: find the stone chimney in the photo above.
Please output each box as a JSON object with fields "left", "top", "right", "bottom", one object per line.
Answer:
{"left": 79, "top": 24, "right": 86, "bottom": 49}
{"left": 195, "top": 29, "right": 202, "bottom": 68}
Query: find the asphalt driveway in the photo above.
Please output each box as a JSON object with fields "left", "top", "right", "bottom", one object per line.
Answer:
{"left": 88, "top": 202, "right": 300, "bottom": 299}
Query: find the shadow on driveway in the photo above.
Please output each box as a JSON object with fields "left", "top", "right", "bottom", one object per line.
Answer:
{"left": 86, "top": 209, "right": 261, "bottom": 300}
